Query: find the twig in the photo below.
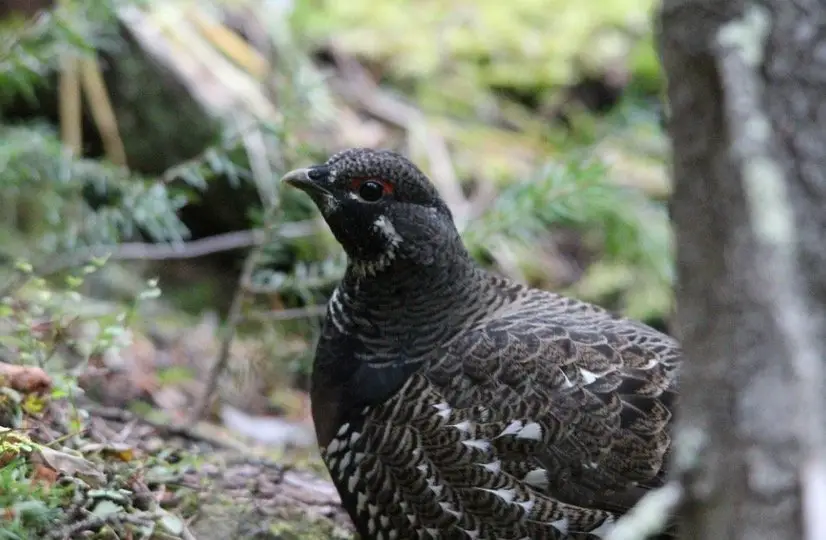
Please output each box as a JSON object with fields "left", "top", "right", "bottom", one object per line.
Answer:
{"left": 48, "top": 510, "right": 162, "bottom": 540}
{"left": 405, "top": 117, "right": 468, "bottom": 229}
{"left": 242, "top": 272, "right": 342, "bottom": 295}
{"left": 182, "top": 524, "right": 199, "bottom": 540}
{"left": 83, "top": 404, "right": 250, "bottom": 453}
{"left": 605, "top": 481, "right": 683, "bottom": 540}
{"left": 82, "top": 405, "right": 140, "bottom": 423}
{"left": 80, "top": 54, "right": 126, "bottom": 166}
{"left": 244, "top": 305, "right": 327, "bottom": 321}
{"left": 107, "top": 223, "right": 319, "bottom": 260}
{"left": 188, "top": 107, "right": 284, "bottom": 422}
{"left": 188, "top": 8, "right": 268, "bottom": 78}
{"left": 58, "top": 16, "right": 81, "bottom": 154}
{"left": 189, "top": 232, "right": 262, "bottom": 423}
{"left": 239, "top": 115, "right": 278, "bottom": 211}
{"left": 0, "top": 221, "right": 321, "bottom": 298}
{"left": 49, "top": 514, "right": 109, "bottom": 540}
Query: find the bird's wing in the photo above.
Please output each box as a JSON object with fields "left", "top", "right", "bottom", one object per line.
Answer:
{"left": 347, "top": 303, "right": 677, "bottom": 538}
{"left": 434, "top": 303, "right": 678, "bottom": 503}
{"left": 322, "top": 296, "right": 680, "bottom": 539}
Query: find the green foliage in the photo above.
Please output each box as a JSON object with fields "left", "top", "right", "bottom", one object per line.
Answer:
{"left": 469, "top": 157, "right": 667, "bottom": 273}
{"left": 628, "top": 33, "right": 665, "bottom": 95}
{"left": 0, "top": 124, "right": 190, "bottom": 253}
{"left": 0, "top": 0, "right": 674, "bottom": 404}
{"left": 0, "top": 255, "right": 160, "bottom": 382}
{"left": 0, "top": 257, "right": 169, "bottom": 539}
{"left": 465, "top": 153, "right": 672, "bottom": 319}
{"left": 0, "top": 0, "right": 340, "bottom": 390}
{"left": 0, "top": 0, "right": 195, "bottom": 264}
{"left": 252, "top": 256, "right": 344, "bottom": 298}
{"left": 0, "top": 458, "right": 66, "bottom": 539}
{"left": 293, "top": 0, "right": 660, "bottom": 115}
{"left": 0, "top": 2, "right": 119, "bottom": 107}
{"left": 0, "top": 0, "right": 311, "bottom": 262}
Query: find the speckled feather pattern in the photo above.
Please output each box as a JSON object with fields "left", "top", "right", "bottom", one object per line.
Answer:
{"left": 320, "top": 278, "right": 678, "bottom": 540}
{"left": 289, "top": 149, "right": 681, "bottom": 540}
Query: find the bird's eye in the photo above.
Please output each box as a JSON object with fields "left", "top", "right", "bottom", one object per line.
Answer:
{"left": 358, "top": 180, "right": 385, "bottom": 202}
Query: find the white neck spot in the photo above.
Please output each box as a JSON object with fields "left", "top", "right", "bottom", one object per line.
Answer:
{"left": 350, "top": 215, "right": 404, "bottom": 277}
{"left": 373, "top": 215, "right": 403, "bottom": 247}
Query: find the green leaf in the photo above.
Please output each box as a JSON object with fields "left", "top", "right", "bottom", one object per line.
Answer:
{"left": 91, "top": 499, "right": 122, "bottom": 518}
{"left": 158, "top": 509, "right": 185, "bottom": 534}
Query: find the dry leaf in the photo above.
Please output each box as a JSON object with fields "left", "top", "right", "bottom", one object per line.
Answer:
{"left": 31, "top": 463, "right": 58, "bottom": 487}
{"left": 78, "top": 442, "right": 136, "bottom": 462}
{"left": 110, "top": 447, "right": 134, "bottom": 462}
{"left": 0, "top": 450, "right": 17, "bottom": 468}
{"left": 0, "top": 363, "right": 52, "bottom": 394}
{"left": 36, "top": 446, "right": 106, "bottom": 487}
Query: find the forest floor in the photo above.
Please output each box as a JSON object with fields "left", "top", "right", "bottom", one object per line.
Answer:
{"left": 1, "top": 321, "right": 353, "bottom": 540}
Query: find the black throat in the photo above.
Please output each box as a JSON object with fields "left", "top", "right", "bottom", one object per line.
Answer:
{"left": 311, "top": 237, "right": 484, "bottom": 417}
{"left": 340, "top": 240, "right": 480, "bottom": 351}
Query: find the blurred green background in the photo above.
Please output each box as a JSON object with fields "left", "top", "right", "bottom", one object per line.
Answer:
{"left": 0, "top": 0, "right": 673, "bottom": 536}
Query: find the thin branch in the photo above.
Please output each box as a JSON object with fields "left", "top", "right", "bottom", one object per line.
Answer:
{"left": 80, "top": 54, "right": 126, "bottom": 166}
{"left": 58, "top": 38, "right": 81, "bottom": 152}
{"left": 188, "top": 235, "right": 263, "bottom": 423}
{"left": 245, "top": 304, "right": 327, "bottom": 321}
{"left": 0, "top": 221, "right": 322, "bottom": 298}
{"left": 242, "top": 273, "right": 342, "bottom": 295}
{"left": 108, "top": 221, "right": 320, "bottom": 260}
{"left": 112, "top": 229, "right": 266, "bottom": 260}
{"left": 189, "top": 9, "right": 268, "bottom": 78}
{"left": 605, "top": 481, "right": 683, "bottom": 540}
{"left": 84, "top": 404, "right": 252, "bottom": 453}
{"left": 188, "top": 108, "right": 285, "bottom": 421}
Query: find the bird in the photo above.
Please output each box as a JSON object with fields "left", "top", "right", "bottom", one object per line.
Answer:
{"left": 280, "top": 148, "right": 680, "bottom": 540}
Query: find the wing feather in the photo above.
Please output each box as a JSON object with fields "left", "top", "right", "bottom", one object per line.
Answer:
{"left": 335, "top": 290, "right": 680, "bottom": 539}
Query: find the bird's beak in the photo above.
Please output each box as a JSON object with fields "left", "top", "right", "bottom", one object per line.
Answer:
{"left": 280, "top": 167, "right": 331, "bottom": 197}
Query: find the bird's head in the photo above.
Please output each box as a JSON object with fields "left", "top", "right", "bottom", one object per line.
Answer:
{"left": 281, "top": 148, "right": 461, "bottom": 274}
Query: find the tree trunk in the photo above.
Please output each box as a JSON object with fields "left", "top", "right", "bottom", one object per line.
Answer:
{"left": 658, "top": 1, "right": 826, "bottom": 539}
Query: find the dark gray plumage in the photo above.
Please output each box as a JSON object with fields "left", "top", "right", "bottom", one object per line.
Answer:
{"left": 281, "top": 148, "right": 680, "bottom": 540}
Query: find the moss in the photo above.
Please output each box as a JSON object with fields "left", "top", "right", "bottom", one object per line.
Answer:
{"left": 267, "top": 518, "right": 353, "bottom": 540}
{"left": 294, "top": 0, "right": 658, "bottom": 97}
{"left": 190, "top": 497, "right": 353, "bottom": 540}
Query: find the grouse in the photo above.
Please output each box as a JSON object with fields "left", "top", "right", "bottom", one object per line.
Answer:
{"left": 281, "top": 148, "right": 680, "bottom": 540}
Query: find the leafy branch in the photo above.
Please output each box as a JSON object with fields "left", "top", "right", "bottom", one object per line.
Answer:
{"left": 466, "top": 155, "right": 672, "bottom": 281}
{"left": 0, "top": 2, "right": 118, "bottom": 106}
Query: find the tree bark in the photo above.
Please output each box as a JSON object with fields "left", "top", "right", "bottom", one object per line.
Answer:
{"left": 658, "top": 1, "right": 826, "bottom": 539}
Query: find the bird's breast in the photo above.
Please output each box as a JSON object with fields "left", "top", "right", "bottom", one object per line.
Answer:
{"left": 321, "top": 374, "right": 619, "bottom": 540}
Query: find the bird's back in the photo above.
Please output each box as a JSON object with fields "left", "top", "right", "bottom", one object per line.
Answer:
{"left": 315, "top": 272, "right": 680, "bottom": 539}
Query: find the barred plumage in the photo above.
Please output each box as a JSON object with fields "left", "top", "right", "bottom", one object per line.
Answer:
{"left": 282, "top": 148, "right": 680, "bottom": 540}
